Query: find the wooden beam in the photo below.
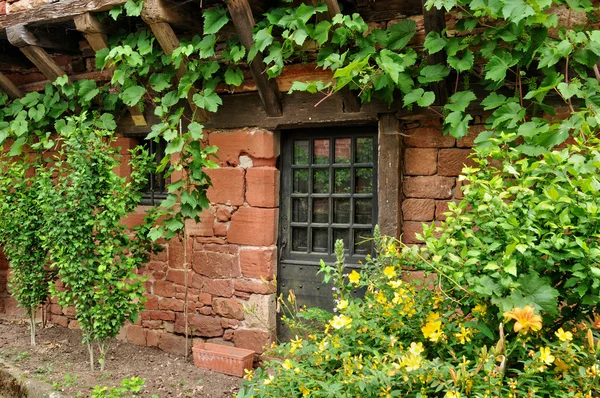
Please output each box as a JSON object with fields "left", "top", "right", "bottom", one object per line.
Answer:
{"left": 0, "top": 72, "right": 23, "bottom": 99}
{"left": 377, "top": 113, "right": 402, "bottom": 238}
{"left": 18, "top": 70, "right": 112, "bottom": 93}
{"left": 0, "top": 0, "right": 128, "bottom": 33}
{"left": 226, "top": 0, "right": 282, "bottom": 117}
{"left": 141, "top": 0, "right": 201, "bottom": 30}
{"left": 422, "top": 1, "right": 448, "bottom": 105}
{"left": 323, "top": 0, "right": 341, "bottom": 19}
{"left": 74, "top": 12, "right": 147, "bottom": 126}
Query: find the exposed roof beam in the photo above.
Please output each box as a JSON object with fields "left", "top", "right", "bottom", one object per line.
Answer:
{"left": 141, "top": 0, "right": 202, "bottom": 30}
{"left": 226, "top": 0, "right": 282, "bottom": 117}
{"left": 7, "top": 25, "right": 67, "bottom": 82}
{"left": 0, "top": 72, "right": 23, "bottom": 99}
{"left": 0, "top": 0, "right": 128, "bottom": 33}
{"left": 75, "top": 12, "right": 147, "bottom": 126}
{"left": 422, "top": 0, "right": 448, "bottom": 105}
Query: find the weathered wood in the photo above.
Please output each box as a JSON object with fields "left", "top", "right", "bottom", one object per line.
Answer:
{"left": 323, "top": 0, "right": 341, "bottom": 19}
{"left": 18, "top": 70, "right": 112, "bottom": 93}
{"left": 422, "top": 1, "right": 448, "bottom": 105}
{"left": 354, "top": 0, "right": 424, "bottom": 21}
{"left": 141, "top": 0, "right": 201, "bottom": 29}
{"left": 17, "top": 45, "right": 66, "bottom": 82}
{"left": 0, "top": 72, "right": 23, "bottom": 99}
{"left": 0, "top": 0, "right": 128, "bottom": 32}
{"left": 226, "top": 0, "right": 282, "bottom": 117}
{"left": 377, "top": 113, "right": 403, "bottom": 238}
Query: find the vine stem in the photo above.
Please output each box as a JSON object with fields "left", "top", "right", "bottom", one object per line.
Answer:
{"left": 180, "top": 119, "right": 191, "bottom": 360}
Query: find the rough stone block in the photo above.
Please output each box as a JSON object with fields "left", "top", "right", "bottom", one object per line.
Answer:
{"left": 209, "top": 129, "right": 279, "bottom": 166}
{"left": 158, "top": 332, "right": 189, "bottom": 356}
{"left": 435, "top": 200, "right": 457, "bottom": 221}
{"left": 176, "top": 313, "right": 224, "bottom": 337}
{"left": 402, "top": 199, "right": 435, "bottom": 221}
{"left": 193, "top": 249, "right": 240, "bottom": 279}
{"left": 244, "top": 294, "right": 276, "bottom": 330}
{"left": 245, "top": 167, "right": 280, "bottom": 208}
{"left": 404, "top": 176, "right": 455, "bottom": 199}
{"left": 404, "top": 148, "right": 437, "bottom": 175}
{"left": 206, "top": 168, "right": 245, "bottom": 206}
{"left": 402, "top": 221, "right": 441, "bottom": 244}
{"left": 212, "top": 297, "right": 245, "bottom": 320}
{"left": 158, "top": 298, "right": 185, "bottom": 312}
{"left": 404, "top": 127, "right": 455, "bottom": 148}
{"left": 232, "top": 329, "right": 272, "bottom": 354}
{"left": 457, "top": 125, "right": 485, "bottom": 148}
{"left": 228, "top": 207, "right": 278, "bottom": 246}
{"left": 240, "top": 247, "right": 276, "bottom": 280}
{"left": 234, "top": 279, "right": 276, "bottom": 295}
{"left": 438, "top": 149, "right": 474, "bottom": 176}
{"left": 127, "top": 325, "right": 147, "bottom": 346}
{"left": 192, "top": 275, "right": 234, "bottom": 297}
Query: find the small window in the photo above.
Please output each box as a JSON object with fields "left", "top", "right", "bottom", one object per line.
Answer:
{"left": 140, "top": 138, "right": 168, "bottom": 206}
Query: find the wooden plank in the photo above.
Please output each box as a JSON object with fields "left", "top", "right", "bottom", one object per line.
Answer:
{"left": 354, "top": 0, "right": 424, "bottom": 21}
{"left": 17, "top": 46, "right": 67, "bottom": 82}
{"left": 141, "top": 0, "right": 201, "bottom": 29}
{"left": 323, "top": 0, "right": 341, "bottom": 19}
{"left": 422, "top": 1, "right": 448, "bottom": 105}
{"left": 226, "top": 0, "right": 282, "bottom": 117}
{"left": 0, "top": 72, "right": 23, "bottom": 99}
{"left": 18, "top": 71, "right": 112, "bottom": 93}
{"left": 0, "top": 0, "right": 127, "bottom": 32}
{"left": 377, "top": 113, "right": 402, "bottom": 238}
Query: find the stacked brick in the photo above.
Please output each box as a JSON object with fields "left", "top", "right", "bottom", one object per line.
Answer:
{"left": 401, "top": 120, "right": 483, "bottom": 244}
{"left": 47, "top": 128, "right": 280, "bottom": 356}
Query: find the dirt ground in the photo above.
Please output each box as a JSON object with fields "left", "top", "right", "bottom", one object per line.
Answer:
{"left": 0, "top": 318, "right": 242, "bottom": 397}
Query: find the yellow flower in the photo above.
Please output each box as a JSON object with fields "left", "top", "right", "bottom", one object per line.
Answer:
{"left": 401, "top": 354, "right": 422, "bottom": 371}
{"left": 445, "top": 391, "right": 461, "bottom": 398}
{"left": 336, "top": 299, "right": 349, "bottom": 310}
{"left": 555, "top": 327, "right": 573, "bottom": 342}
{"left": 375, "top": 291, "right": 387, "bottom": 304}
{"left": 409, "top": 342, "right": 424, "bottom": 355}
{"left": 263, "top": 375, "right": 274, "bottom": 385}
{"left": 299, "top": 386, "right": 310, "bottom": 396}
{"left": 282, "top": 359, "right": 293, "bottom": 370}
{"left": 503, "top": 306, "right": 542, "bottom": 334}
{"left": 554, "top": 358, "right": 570, "bottom": 373}
{"left": 473, "top": 303, "right": 487, "bottom": 316}
{"left": 330, "top": 314, "right": 352, "bottom": 329}
{"left": 348, "top": 270, "right": 360, "bottom": 284}
{"left": 422, "top": 319, "right": 444, "bottom": 342}
{"left": 539, "top": 346, "right": 555, "bottom": 365}
{"left": 454, "top": 326, "right": 473, "bottom": 344}
{"left": 384, "top": 266, "right": 397, "bottom": 279}
{"left": 426, "top": 312, "right": 440, "bottom": 322}
{"left": 290, "top": 337, "right": 303, "bottom": 353}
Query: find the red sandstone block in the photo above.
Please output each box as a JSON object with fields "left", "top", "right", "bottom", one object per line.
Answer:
{"left": 404, "top": 148, "right": 438, "bottom": 176}
{"left": 0, "top": 1, "right": 6, "bottom": 16}
{"left": 213, "top": 221, "right": 229, "bottom": 237}
{"left": 206, "top": 168, "right": 245, "bottom": 206}
{"left": 193, "top": 249, "right": 240, "bottom": 279}
{"left": 51, "top": 314, "right": 69, "bottom": 328}
{"left": 233, "top": 279, "right": 276, "bottom": 295}
{"left": 158, "top": 297, "right": 185, "bottom": 312}
{"left": 232, "top": 329, "right": 272, "bottom": 354}
{"left": 199, "top": 292, "right": 213, "bottom": 305}
{"left": 176, "top": 313, "right": 224, "bottom": 337}
{"left": 154, "top": 280, "right": 176, "bottom": 297}
{"left": 68, "top": 320, "right": 80, "bottom": 329}
{"left": 158, "top": 332, "right": 189, "bottom": 356}
{"left": 209, "top": 129, "right": 279, "bottom": 166}
{"left": 121, "top": 211, "right": 146, "bottom": 229}
{"left": 457, "top": 125, "right": 485, "bottom": 148}
{"left": 435, "top": 200, "right": 457, "bottom": 221}
{"left": 185, "top": 210, "right": 214, "bottom": 238}
{"left": 404, "top": 176, "right": 455, "bottom": 199}
{"left": 212, "top": 297, "right": 245, "bottom": 320}
{"left": 402, "top": 199, "right": 435, "bottom": 221}
{"left": 145, "top": 295, "right": 159, "bottom": 310}
{"left": 146, "top": 329, "right": 161, "bottom": 347}
{"left": 402, "top": 221, "right": 441, "bottom": 244}
{"left": 192, "top": 275, "right": 234, "bottom": 297}
{"left": 62, "top": 306, "right": 76, "bottom": 318}
{"left": 221, "top": 318, "right": 240, "bottom": 329}
{"left": 245, "top": 167, "right": 280, "bottom": 208}
{"left": 404, "top": 127, "right": 455, "bottom": 148}
{"left": 437, "top": 149, "right": 474, "bottom": 177}
{"left": 228, "top": 207, "right": 278, "bottom": 246}
{"left": 142, "top": 320, "right": 162, "bottom": 329}
{"left": 239, "top": 247, "right": 276, "bottom": 280}
{"left": 166, "top": 269, "right": 192, "bottom": 287}
{"left": 127, "top": 325, "right": 147, "bottom": 346}
{"left": 143, "top": 310, "right": 176, "bottom": 321}
{"left": 215, "top": 205, "right": 234, "bottom": 222}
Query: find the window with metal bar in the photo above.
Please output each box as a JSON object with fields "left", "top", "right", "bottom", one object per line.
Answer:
{"left": 140, "top": 138, "right": 168, "bottom": 206}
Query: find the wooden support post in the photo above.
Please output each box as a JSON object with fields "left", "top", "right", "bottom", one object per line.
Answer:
{"left": 74, "top": 13, "right": 147, "bottom": 126}
{"left": 226, "top": 0, "right": 283, "bottom": 117}
{"left": 142, "top": 2, "right": 210, "bottom": 123}
{"left": 7, "top": 25, "right": 67, "bottom": 82}
{"left": 422, "top": 1, "right": 448, "bottom": 105}
{"left": 377, "top": 113, "right": 402, "bottom": 238}
{"left": 0, "top": 72, "right": 23, "bottom": 99}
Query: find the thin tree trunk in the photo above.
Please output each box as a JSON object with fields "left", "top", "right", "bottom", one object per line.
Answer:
{"left": 29, "top": 308, "right": 36, "bottom": 346}
{"left": 87, "top": 341, "right": 95, "bottom": 372}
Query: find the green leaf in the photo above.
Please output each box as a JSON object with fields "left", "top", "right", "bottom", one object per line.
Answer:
{"left": 121, "top": 85, "right": 146, "bottom": 106}
{"left": 481, "top": 93, "right": 507, "bottom": 110}
{"left": 502, "top": 0, "right": 535, "bottom": 23}
{"left": 485, "top": 52, "right": 515, "bottom": 83}
{"left": 95, "top": 113, "right": 117, "bottom": 131}
{"left": 418, "top": 64, "right": 450, "bottom": 84}
{"left": 417, "top": 91, "right": 436, "bottom": 107}
{"left": 424, "top": 31, "right": 446, "bottom": 55}
{"left": 312, "top": 21, "right": 332, "bottom": 46}
{"left": 445, "top": 91, "right": 476, "bottom": 113}
{"left": 387, "top": 20, "right": 416, "bottom": 51}
{"left": 203, "top": 7, "right": 230, "bottom": 35}
{"left": 149, "top": 73, "right": 172, "bottom": 92}
{"left": 109, "top": 6, "right": 123, "bottom": 20}
{"left": 444, "top": 111, "right": 473, "bottom": 139}
{"left": 192, "top": 88, "right": 222, "bottom": 113}
{"left": 254, "top": 27, "right": 274, "bottom": 53}
{"left": 188, "top": 122, "right": 204, "bottom": 140}
{"left": 513, "top": 273, "right": 560, "bottom": 316}
{"left": 448, "top": 50, "right": 474, "bottom": 72}
{"left": 224, "top": 67, "right": 244, "bottom": 86}
{"left": 78, "top": 80, "right": 99, "bottom": 103}
{"left": 124, "top": 0, "right": 143, "bottom": 16}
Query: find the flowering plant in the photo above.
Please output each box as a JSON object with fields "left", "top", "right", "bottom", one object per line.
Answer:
{"left": 238, "top": 231, "right": 600, "bottom": 397}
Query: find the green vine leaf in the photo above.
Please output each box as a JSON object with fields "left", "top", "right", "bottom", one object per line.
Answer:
{"left": 203, "top": 7, "right": 230, "bottom": 35}
{"left": 418, "top": 64, "right": 450, "bottom": 84}
{"left": 387, "top": 20, "right": 416, "bottom": 51}
{"left": 224, "top": 67, "right": 244, "bottom": 86}
{"left": 121, "top": 85, "right": 146, "bottom": 106}
{"left": 192, "top": 88, "right": 223, "bottom": 112}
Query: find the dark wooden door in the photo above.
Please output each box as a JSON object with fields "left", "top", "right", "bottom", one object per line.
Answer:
{"left": 278, "top": 127, "right": 378, "bottom": 340}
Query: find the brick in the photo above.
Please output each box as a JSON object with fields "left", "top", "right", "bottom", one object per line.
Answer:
{"left": 185, "top": 210, "right": 214, "bottom": 238}
{"left": 402, "top": 199, "right": 435, "bottom": 221}
{"left": 145, "top": 295, "right": 159, "bottom": 310}
{"left": 51, "top": 314, "right": 69, "bottom": 328}
{"left": 215, "top": 206, "right": 234, "bottom": 222}
{"left": 206, "top": 168, "right": 245, "bottom": 206}
{"left": 158, "top": 332, "right": 189, "bottom": 356}
{"left": 245, "top": 167, "right": 280, "bottom": 208}
{"left": 68, "top": 320, "right": 80, "bottom": 329}
{"left": 50, "top": 304, "right": 62, "bottom": 315}
{"left": 209, "top": 129, "right": 279, "bottom": 166}
{"left": 404, "top": 127, "right": 455, "bottom": 148}
{"left": 402, "top": 221, "right": 441, "bottom": 244}
{"left": 213, "top": 222, "right": 229, "bottom": 237}
{"left": 404, "top": 148, "right": 437, "bottom": 176}
{"left": 142, "top": 320, "right": 162, "bottom": 329}
{"left": 127, "top": 325, "right": 147, "bottom": 346}
{"left": 142, "top": 310, "right": 175, "bottom": 321}
{"left": 146, "top": 330, "right": 161, "bottom": 347}
{"left": 404, "top": 176, "right": 455, "bottom": 199}
{"left": 199, "top": 293, "right": 212, "bottom": 305}
{"left": 234, "top": 279, "right": 276, "bottom": 295}
{"left": 166, "top": 269, "right": 192, "bottom": 287}
{"left": 435, "top": 200, "right": 457, "bottom": 221}
{"left": 232, "top": 329, "right": 272, "bottom": 354}
{"left": 457, "top": 125, "right": 485, "bottom": 148}
{"left": 240, "top": 247, "right": 276, "bottom": 280}
{"left": 154, "top": 280, "right": 175, "bottom": 297}
{"left": 193, "top": 249, "right": 240, "bottom": 279}
{"left": 192, "top": 275, "right": 234, "bottom": 297}
{"left": 176, "top": 313, "right": 224, "bottom": 337}
{"left": 158, "top": 298, "right": 185, "bottom": 312}
{"left": 63, "top": 306, "right": 76, "bottom": 318}
{"left": 212, "top": 297, "right": 245, "bottom": 320}
{"left": 228, "top": 207, "right": 278, "bottom": 246}
{"left": 223, "top": 329, "right": 234, "bottom": 341}
{"left": 438, "top": 149, "right": 474, "bottom": 176}
{"left": 121, "top": 212, "right": 145, "bottom": 229}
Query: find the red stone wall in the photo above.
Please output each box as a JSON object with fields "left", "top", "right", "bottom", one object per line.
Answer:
{"left": 0, "top": 250, "right": 8, "bottom": 314}
{"left": 45, "top": 127, "right": 280, "bottom": 356}
{"left": 401, "top": 120, "right": 482, "bottom": 244}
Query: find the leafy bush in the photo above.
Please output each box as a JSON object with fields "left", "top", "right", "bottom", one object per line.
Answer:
{"left": 421, "top": 137, "right": 600, "bottom": 327}
{"left": 238, "top": 233, "right": 600, "bottom": 397}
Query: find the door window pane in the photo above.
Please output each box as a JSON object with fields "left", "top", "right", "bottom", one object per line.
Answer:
{"left": 293, "top": 169, "right": 309, "bottom": 193}
{"left": 333, "top": 199, "right": 350, "bottom": 224}
{"left": 354, "top": 229, "right": 373, "bottom": 256}
{"left": 313, "top": 139, "right": 330, "bottom": 164}
{"left": 292, "top": 228, "right": 308, "bottom": 252}
{"left": 334, "top": 138, "right": 351, "bottom": 164}
{"left": 293, "top": 140, "right": 309, "bottom": 165}
{"left": 355, "top": 168, "right": 373, "bottom": 193}
{"left": 334, "top": 168, "right": 351, "bottom": 193}
{"left": 333, "top": 229, "right": 350, "bottom": 249}
{"left": 313, "top": 169, "right": 330, "bottom": 193}
{"left": 312, "top": 198, "right": 329, "bottom": 223}
{"left": 355, "top": 198, "right": 372, "bottom": 224}
{"left": 292, "top": 198, "right": 308, "bottom": 223}
{"left": 312, "top": 228, "right": 328, "bottom": 252}
{"left": 356, "top": 137, "right": 374, "bottom": 163}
